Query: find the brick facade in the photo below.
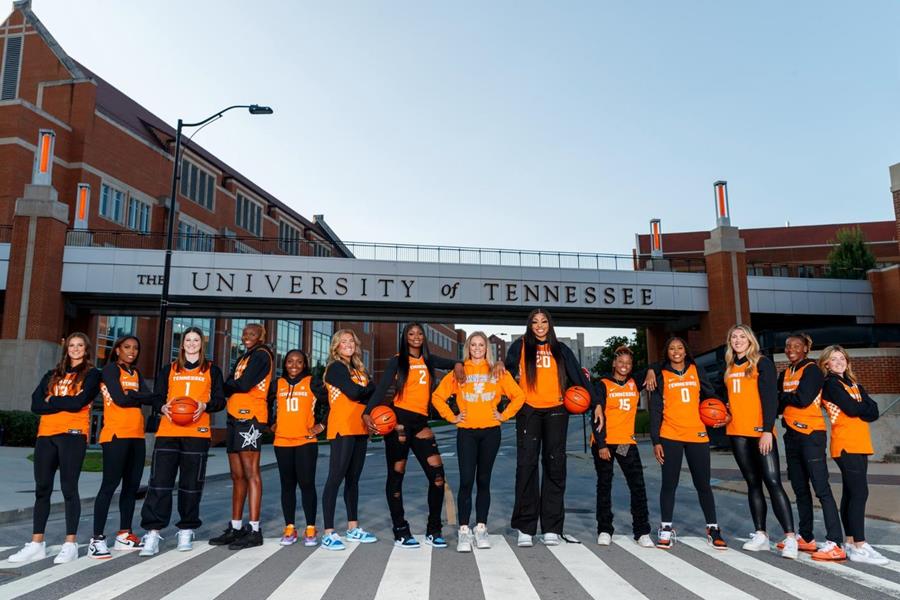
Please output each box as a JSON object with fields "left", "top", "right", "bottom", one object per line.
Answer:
{"left": 773, "top": 349, "right": 900, "bottom": 395}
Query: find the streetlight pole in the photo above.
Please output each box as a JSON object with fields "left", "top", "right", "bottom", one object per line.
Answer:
{"left": 153, "top": 104, "right": 273, "bottom": 375}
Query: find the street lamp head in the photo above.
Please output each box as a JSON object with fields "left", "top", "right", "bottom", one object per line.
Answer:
{"left": 248, "top": 104, "right": 274, "bottom": 115}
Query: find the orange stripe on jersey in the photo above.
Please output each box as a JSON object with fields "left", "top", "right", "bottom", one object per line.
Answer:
{"left": 601, "top": 378, "right": 640, "bottom": 445}
{"left": 519, "top": 343, "right": 562, "bottom": 408}
{"left": 99, "top": 366, "right": 144, "bottom": 442}
{"left": 823, "top": 380, "right": 873, "bottom": 457}
{"left": 325, "top": 368, "right": 368, "bottom": 439}
{"left": 781, "top": 363, "right": 825, "bottom": 434}
{"left": 274, "top": 376, "right": 317, "bottom": 447}
{"left": 227, "top": 351, "right": 273, "bottom": 422}
{"left": 157, "top": 362, "right": 213, "bottom": 438}
{"left": 393, "top": 355, "right": 431, "bottom": 416}
{"left": 659, "top": 365, "right": 708, "bottom": 443}
{"left": 37, "top": 373, "right": 91, "bottom": 438}
{"left": 724, "top": 365, "right": 771, "bottom": 438}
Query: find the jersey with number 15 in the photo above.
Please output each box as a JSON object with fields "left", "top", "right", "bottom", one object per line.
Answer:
{"left": 599, "top": 377, "right": 641, "bottom": 445}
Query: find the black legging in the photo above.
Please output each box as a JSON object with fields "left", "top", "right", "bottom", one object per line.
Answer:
{"left": 730, "top": 435, "right": 794, "bottom": 533}
{"left": 322, "top": 434, "right": 367, "bottom": 530}
{"left": 659, "top": 437, "right": 717, "bottom": 524}
{"left": 93, "top": 437, "right": 145, "bottom": 537}
{"left": 835, "top": 452, "right": 869, "bottom": 542}
{"left": 384, "top": 408, "right": 445, "bottom": 536}
{"left": 33, "top": 434, "right": 87, "bottom": 535}
{"left": 457, "top": 427, "right": 501, "bottom": 526}
{"left": 274, "top": 444, "right": 318, "bottom": 527}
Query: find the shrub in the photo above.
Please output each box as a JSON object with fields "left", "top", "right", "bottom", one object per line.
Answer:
{"left": 0, "top": 410, "right": 39, "bottom": 446}
{"left": 634, "top": 409, "right": 650, "bottom": 435}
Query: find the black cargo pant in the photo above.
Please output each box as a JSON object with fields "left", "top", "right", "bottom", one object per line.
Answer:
{"left": 140, "top": 437, "right": 210, "bottom": 531}
{"left": 592, "top": 442, "right": 651, "bottom": 539}
{"left": 783, "top": 427, "right": 842, "bottom": 543}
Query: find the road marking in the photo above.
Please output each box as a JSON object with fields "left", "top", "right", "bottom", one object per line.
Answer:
{"left": 791, "top": 546, "right": 900, "bottom": 597}
{"left": 374, "top": 538, "right": 432, "bottom": 599}
{"left": 267, "top": 544, "right": 358, "bottom": 600}
{"left": 547, "top": 541, "right": 646, "bottom": 599}
{"left": 0, "top": 551, "right": 124, "bottom": 599}
{"left": 613, "top": 535, "right": 756, "bottom": 600}
{"left": 58, "top": 544, "right": 215, "bottom": 600}
{"left": 472, "top": 535, "right": 540, "bottom": 600}
{"left": 159, "top": 539, "right": 281, "bottom": 600}
{"left": 875, "top": 545, "right": 900, "bottom": 553}
{"left": 681, "top": 537, "right": 854, "bottom": 600}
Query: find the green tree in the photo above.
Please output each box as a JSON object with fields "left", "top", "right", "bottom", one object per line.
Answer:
{"left": 590, "top": 330, "right": 649, "bottom": 378}
{"left": 827, "top": 226, "right": 876, "bottom": 280}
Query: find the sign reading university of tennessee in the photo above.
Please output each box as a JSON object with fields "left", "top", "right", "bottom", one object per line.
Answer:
{"left": 60, "top": 247, "right": 710, "bottom": 312}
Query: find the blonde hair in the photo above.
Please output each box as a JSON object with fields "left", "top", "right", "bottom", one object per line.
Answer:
{"left": 464, "top": 331, "right": 496, "bottom": 366}
{"left": 328, "top": 328, "right": 366, "bottom": 373}
{"left": 245, "top": 322, "right": 267, "bottom": 343}
{"left": 725, "top": 324, "right": 762, "bottom": 376}
{"left": 818, "top": 344, "right": 856, "bottom": 383}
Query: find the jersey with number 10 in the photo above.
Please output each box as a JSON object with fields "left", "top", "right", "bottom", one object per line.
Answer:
{"left": 600, "top": 377, "right": 640, "bottom": 445}
{"left": 274, "top": 376, "right": 317, "bottom": 447}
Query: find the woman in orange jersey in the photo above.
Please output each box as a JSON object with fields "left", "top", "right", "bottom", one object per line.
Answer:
{"left": 777, "top": 332, "right": 844, "bottom": 560}
{"left": 272, "top": 349, "right": 327, "bottom": 547}
{"left": 138, "top": 327, "right": 225, "bottom": 557}
{"left": 89, "top": 335, "right": 155, "bottom": 559}
{"left": 723, "top": 325, "right": 797, "bottom": 558}
{"left": 432, "top": 331, "right": 525, "bottom": 552}
{"left": 650, "top": 337, "right": 726, "bottom": 550}
{"left": 9, "top": 333, "right": 100, "bottom": 565}
{"left": 592, "top": 346, "right": 653, "bottom": 549}
{"left": 210, "top": 323, "right": 274, "bottom": 550}
{"left": 321, "top": 329, "right": 377, "bottom": 551}
{"left": 364, "top": 322, "right": 465, "bottom": 549}
{"left": 818, "top": 345, "right": 887, "bottom": 566}
{"left": 504, "top": 309, "right": 597, "bottom": 548}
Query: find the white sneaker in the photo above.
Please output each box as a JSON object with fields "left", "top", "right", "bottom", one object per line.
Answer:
{"left": 474, "top": 524, "right": 491, "bottom": 549}
{"left": 54, "top": 542, "right": 79, "bottom": 564}
{"left": 177, "top": 529, "right": 194, "bottom": 552}
{"left": 88, "top": 537, "right": 111, "bottom": 559}
{"left": 7, "top": 541, "right": 47, "bottom": 563}
{"left": 457, "top": 526, "right": 472, "bottom": 553}
{"left": 597, "top": 532, "right": 612, "bottom": 546}
{"left": 781, "top": 536, "right": 799, "bottom": 560}
{"left": 636, "top": 534, "right": 654, "bottom": 548}
{"left": 139, "top": 531, "right": 162, "bottom": 557}
{"left": 742, "top": 531, "right": 769, "bottom": 552}
{"left": 114, "top": 530, "right": 141, "bottom": 550}
{"left": 516, "top": 530, "right": 533, "bottom": 547}
{"left": 850, "top": 543, "right": 890, "bottom": 566}
{"left": 542, "top": 533, "right": 560, "bottom": 546}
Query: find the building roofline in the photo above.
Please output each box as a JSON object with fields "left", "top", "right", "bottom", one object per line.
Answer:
{"left": 12, "top": 1, "right": 87, "bottom": 80}
{"left": 314, "top": 215, "right": 354, "bottom": 258}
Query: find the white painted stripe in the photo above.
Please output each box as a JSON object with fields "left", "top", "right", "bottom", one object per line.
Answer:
{"left": 159, "top": 539, "right": 282, "bottom": 600}
{"left": 681, "top": 537, "right": 854, "bottom": 600}
{"left": 793, "top": 546, "right": 900, "bottom": 597}
{"left": 374, "top": 539, "right": 432, "bottom": 600}
{"left": 1, "top": 551, "right": 124, "bottom": 599}
{"left": 547, "top": 542, "right": 645, "bottom": 599}
{"left": 267, "top": 544, "right": 358, "bottom": 600}
{"left": 472, "top": 535, "right": 540, "bottom": 600}
{"left": 875, "top": 545, "right": 900, "bottom": 554}
{"left": 612, "top": 535, "right": 756, "bottom": 600}
{"left": 58, "top": 544, "right": 215, "bottom": 600}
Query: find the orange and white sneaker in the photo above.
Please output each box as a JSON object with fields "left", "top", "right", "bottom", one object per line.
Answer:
{"left": 706, "top": 526, "right": 727, "bottom": 550}
{"left": 280, "top": 525, "right": 298, "bottom": 546}
{"left": 777, "top": 535, "right": 816, "bottom": 552}
{"left": 656, "top": 525, "right": 676, "bottom": 549}
{"left": 811, "top": 541, "right": 846, "bottom": 561}
{"left": 114, "top": 530, "right": 142, "bottom": 551}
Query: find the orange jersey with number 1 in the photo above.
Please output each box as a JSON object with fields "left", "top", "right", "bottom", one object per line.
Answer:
{"left": 157, "top": 363, "right": 213, "bottom": 438}
{"left": 660, "top": 365, "right": 707, "bottom": 443}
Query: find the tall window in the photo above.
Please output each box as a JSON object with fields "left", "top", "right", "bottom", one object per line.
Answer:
{"left": 279, "top": 220, "right": 302, "bottom": 255}
{"left": 99, "top": 183, "right": 126, "bottom": 223}
{"left": 311, "top": 321, "right": 334, "bottom": 368}
{"left": 276, "top": 320, "right": 303, "bottom": 375}
{"left": 177, "top": 219, "right": 214, "bottom": 252}
{"left": 96, "top": 315, "right": 135, "bottom": 365}
{"left": 127, "top": 197, "right": 151, "bottom": 233}
{"left": 179, "top": 158, "right": 215, "bottom": 210}
{"left": 236, "top": 193, "right": 262, "bottom": 236}
{"left": 170, "top": 317, "right": 214, "bottom": 361}
{"left": 1, "top": 36, "right": 22, "bottom": 100}
{"left": 363, "top": 349, "right": 371, "bottom": 372}
{"left": 229, "top": 318, "right": 251, "bottom": 366}
{"left": 313, "top": 242, "right": 332, "bottom": 257}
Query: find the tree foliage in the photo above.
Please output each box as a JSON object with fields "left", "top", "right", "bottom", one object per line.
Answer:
{"left": 827, "top": 226, "right": 876, "bottom": 280}
{"left": 590, "top": 329, "right": 649, "bottom": 378}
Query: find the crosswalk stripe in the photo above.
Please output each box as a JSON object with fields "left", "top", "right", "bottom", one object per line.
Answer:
{"left": 612, "top": 535, "right": 756, "bottom": 600}
{"left": 472, "top": 535, "right": 540, "bottom": 600}
{"left": 680, "top": 537, "right": 854, "bottom": 600}
{"left": 0, "top": 551, "right": 125, "bottom": 599}
{"left": 266, "top": 544, "right": 358, "bottom": 600}
{"left": 547, "top": 542, "right": 645, "bottom": 599}
{"left": 374, "top": 540, "right": 432, "bottom": 599}
{"left": 876, "top": 545, "right": 900, "bottom": 554}
{"left": 792, "top": 546, "right": 900, "bottom": 597}
{"left": 57, "top": 544, "right": 216, "bottom": 600}
{"left": 159, "top": 539, "right": 282, "bottom": 600}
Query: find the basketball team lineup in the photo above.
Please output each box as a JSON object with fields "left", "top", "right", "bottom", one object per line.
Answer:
{"left": 5, "top": 309, "right": 894, "bottom": 598}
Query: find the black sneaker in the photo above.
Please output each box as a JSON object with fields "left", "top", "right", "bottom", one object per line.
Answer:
{"left": 229, "top": 529, "right": 263, "bottom": 550}
{"left": 209, "top": 524, "right": 249, "bottom": 546}
{"left": 706, "top": 526, "right": 727, "bottom": 550}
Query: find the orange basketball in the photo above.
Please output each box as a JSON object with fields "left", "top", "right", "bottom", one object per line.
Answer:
{"left": 563, "top": 386, "right": 591, "bottom": 414}
{"left": 169, "top": 396, "right": 199, "bottom": 427}
{"left": 370, "top": 405, "right": 397, "bottom": 435}
{"left": 699, "top": 398, "right": 728, "bottom": 427}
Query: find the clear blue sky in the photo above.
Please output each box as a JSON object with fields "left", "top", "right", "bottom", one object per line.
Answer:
{"left": 25, "top": 1, "right": 900, "bottom": 346}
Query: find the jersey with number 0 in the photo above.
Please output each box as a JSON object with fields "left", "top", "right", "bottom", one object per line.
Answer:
{"left": 823, "top": 380, "right": 873, "bottom": 457}
{"left": 157, "top": 362, "right": 213, "bottom": 438}
{"left": 393, "top": 355, "right": 431, "bottom": 416}
{"left": 38, "top": 373, "right": 90, "bottom": 438}
{"left": 601, "top": 377, "right": 640, "bottom": 445}
{"left": 724, "top": 364, "right": 772, "bottom": 438}
{"left": 227, "top": 350, "right": 273, "bottom": 422}
{"left": 274, "top": 376, "right": 317, "bottom": 447}
{"left": 781, "top": 362, "right": 825, "bottom": 434}
{"left": 519, "top": 343, "right": 562, "bottom": 409}
{"left": 99, "top": 366, "right": 143, "bottom": 442}
{"left": 660, "top": 365, "right": 707, "bottom": 443}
